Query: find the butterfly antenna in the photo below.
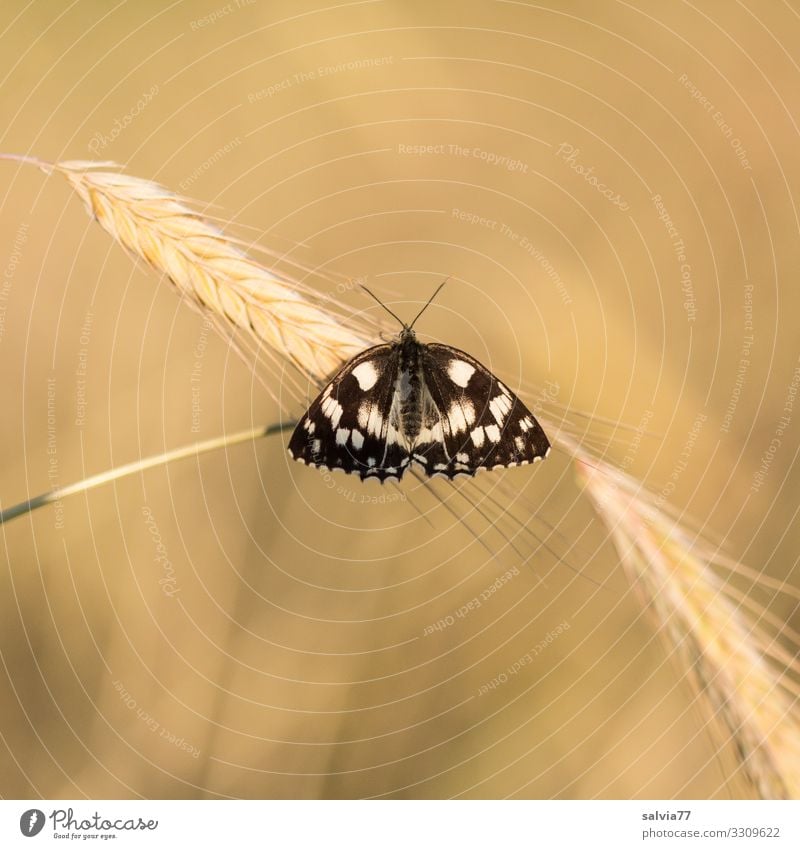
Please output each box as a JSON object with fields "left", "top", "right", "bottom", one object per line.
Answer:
{"left": 360, "top": 285, "right": 406, "bottom": 328}
{"left": 408, "top": 278, "right": 448, "bottom": 329}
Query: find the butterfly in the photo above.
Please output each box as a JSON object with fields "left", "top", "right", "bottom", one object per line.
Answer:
{"left": 287, "top": 283, "right": 550, "bottom": 482}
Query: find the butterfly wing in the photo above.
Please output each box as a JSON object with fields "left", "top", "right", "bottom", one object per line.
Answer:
{"left": 413, "top": 343, "right": 550, "bottom": 478}
{"left": 288, "top": 344, "right": 412, "bottom": 481}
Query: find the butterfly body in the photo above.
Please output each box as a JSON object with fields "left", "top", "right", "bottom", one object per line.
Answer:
{"left": 396, "top": 329, "right": 424, "bottom": 442}
{"left": 288, "top": 325, "right": 550, "bottom": 482}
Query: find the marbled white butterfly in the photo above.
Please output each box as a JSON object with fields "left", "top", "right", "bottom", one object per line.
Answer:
{"left": 288, "top": 284, "right": 550, "bottom": 481}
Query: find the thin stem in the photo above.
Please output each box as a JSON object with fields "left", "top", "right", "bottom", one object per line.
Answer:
{"left": 0, "top": 421, "right": 294, "bottom": 524}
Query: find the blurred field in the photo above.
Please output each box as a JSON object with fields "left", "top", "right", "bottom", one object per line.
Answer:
{"left": 0, "top": 0, "right": 798, "bottom": 798}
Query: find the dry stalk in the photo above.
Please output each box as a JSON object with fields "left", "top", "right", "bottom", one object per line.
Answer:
{"left": 570, "top": 434, "right": 800, "bottom": 799}
{"left": 1, "top": 154, "right": 372, "bottom": 383}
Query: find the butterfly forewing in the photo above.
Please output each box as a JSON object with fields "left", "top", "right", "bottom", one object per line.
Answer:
{"left": 414, "top": 343, "right": 550, "bottom": 478}
{"left": 287, "top": 344, "right": 410, "bottom": 481}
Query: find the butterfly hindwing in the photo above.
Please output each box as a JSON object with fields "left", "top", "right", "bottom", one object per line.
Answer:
{"left": 414, "top": 343, "right": 550, "bottom": 478}
{"left": 287, "top": 344, "right": 411, "bottom": 481}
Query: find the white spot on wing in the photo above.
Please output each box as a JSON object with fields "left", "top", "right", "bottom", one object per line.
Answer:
{"left": 456, "top": 452, "right": 469, "bottom": 463}
{"left": 336, "top": 428, "right": 350, "bottom": 446}
{"left": 462, "top": 400, "right": 476, "bottom": 425}
{"left": 484, "top": 424, "right": 501, "bottom": 443}
{"left": 470, "top": 426, "right": 485, "bottom": 447}
{"left": 386, "top": 422, "right": 404, "bottom": 451}
{"left": 489, "top": 393, "right": 512, "bottom": 425}
{"left": 351, "top": 430, "right": 365, "bottom": 451}
{"left": 448, "top": 402, "right": 469, "bottom": 434}
{"left": 352, "top": 360, "right": 379, "bottom": 391}
{"left": 366, "top": 405, "right": 383, "bottom": 436}
{"left": 448, "top": 359, "right": 475, "bottom": 387}
{"left": 417, "top": 420, "right": 443, "bottom": 445}
{"left": 321, "top": 395, "right": 343, "bottom": 428}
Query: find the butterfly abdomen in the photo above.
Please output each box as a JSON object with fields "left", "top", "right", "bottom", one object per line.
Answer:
{"left": 398, "top": 331, "right": 423, "bottom": 442}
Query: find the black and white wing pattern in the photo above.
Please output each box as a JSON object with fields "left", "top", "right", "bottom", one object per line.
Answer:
{"left": 413, "top": 343, "right": 550, "bottom": 479}
{"left": 287, "top": 344, "right": 410, "bottom": 482}
{"left": 288, "top": 327, "right": 550, "bottom": 482}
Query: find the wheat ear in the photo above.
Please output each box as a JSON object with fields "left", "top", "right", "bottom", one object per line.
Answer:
{"left": 0, "top": 154, "right": 371, "bottom": 383}
{"left": 570, "top": 436, "right": 800, "bottom": 799}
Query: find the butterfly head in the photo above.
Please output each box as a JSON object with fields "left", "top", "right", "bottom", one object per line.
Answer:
{"left": 397, "top": 324, "right": 422, "bottom": 359}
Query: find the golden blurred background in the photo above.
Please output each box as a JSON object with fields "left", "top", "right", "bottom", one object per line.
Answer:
{"left": 0, "top": 0, "right": 798, "bottom": 798}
